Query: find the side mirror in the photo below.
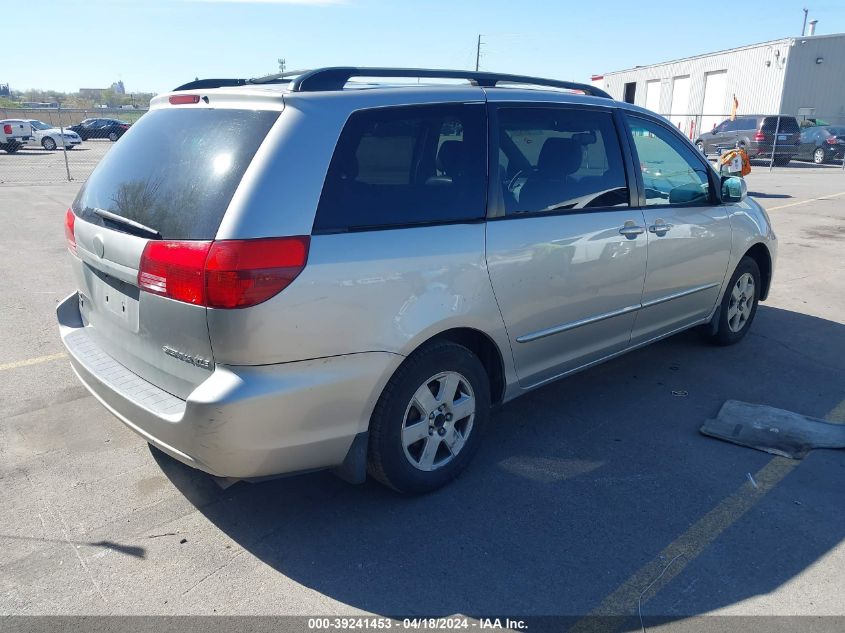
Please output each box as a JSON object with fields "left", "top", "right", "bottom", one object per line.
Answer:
{"left": 721, "top": 176, "right": 747, "bottom": 203}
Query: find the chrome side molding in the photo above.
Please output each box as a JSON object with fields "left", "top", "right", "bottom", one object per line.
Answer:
{"left": 516, "top": 282, "right": 720, "bottom": 344}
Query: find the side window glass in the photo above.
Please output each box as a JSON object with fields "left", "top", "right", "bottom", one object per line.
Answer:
{"left": 496, "top": 107, "right": 629, "bottom": 215}
{"left": 629, "top": 118, "right": 711, "bottom": 206}
{"left": 314, "top": 104, "right": 486, "bottom": 232}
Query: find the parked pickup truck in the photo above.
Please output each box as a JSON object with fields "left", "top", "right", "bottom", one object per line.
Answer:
{"left": 1, "top": 119, "right": 32, "bottom": 153}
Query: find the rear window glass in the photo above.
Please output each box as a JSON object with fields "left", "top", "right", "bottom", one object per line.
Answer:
{"left": 314, "top": 103, "right": 486, "bottom": 232}
{"left": 761, "top": 116, "right": 800, "bottom": 133}
{"left": 73, "top": 108, "right": 279, "bottom": 240}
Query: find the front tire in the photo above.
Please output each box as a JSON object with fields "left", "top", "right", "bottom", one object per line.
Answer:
{"left": 42, "top": 137, "right": 57, "bottom": 151}
{"left": 710, "top": 256, "right": 761, "bottom": 346}
{"left": 367, "top": 341, "right": 490, "bottom": 494}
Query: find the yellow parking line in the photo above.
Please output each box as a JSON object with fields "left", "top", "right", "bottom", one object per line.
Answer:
{"left": 766, "top": 190, "right": 845, "bottom": 211}
{"left": 0, "top": 352, "right": 67, "bottom": 372}
{"left": 569, "top": 400, "right": 845, "bottom": 633}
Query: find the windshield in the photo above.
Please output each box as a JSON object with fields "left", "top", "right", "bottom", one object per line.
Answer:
{"left": 29, "top": 120, "right": 52, "bottom": 130}
{"left": 73, "top": 108, "right": 280, "bottom": 240}
{"left": 826, "top": 127, "right": 845, "bottom": 136}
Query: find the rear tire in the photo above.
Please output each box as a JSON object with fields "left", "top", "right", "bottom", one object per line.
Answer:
{"left": 2, "top": 142, "right": 21, "bottom": 154}
{"left": 108, "top": 131, "right": 119, "bottom": 142}
{"left": 695, "top": 141, "right": 706, "bottom": 155}
{"left": 773, "top": 156, "right": 791, "bottom": 166}
{"left": 709, "top": 256, "right": 761, "bottom": 346}
{"left": 813, "top": 148, "right": 827, "bottom": 165}
{"left": 42, "top": 137, "right": 57, "bottom": 151}
{"left": 367, "top": 341, "right": 490, "bottom": 494}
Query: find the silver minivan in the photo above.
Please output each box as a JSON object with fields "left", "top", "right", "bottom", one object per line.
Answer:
{"left": 58, "top": 68, "right": 777, "bottom": 493}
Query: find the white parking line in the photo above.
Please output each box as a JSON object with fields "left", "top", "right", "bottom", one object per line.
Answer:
{"left": 0, "top": 352, "right": 67, "bottom": 372}
{"left": 766, "top": 190, "right": 845, "bottom": 211}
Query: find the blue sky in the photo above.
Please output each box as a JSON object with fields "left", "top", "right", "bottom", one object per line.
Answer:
{"left": 9, "top": 0, "right": 845, "bottom": 94}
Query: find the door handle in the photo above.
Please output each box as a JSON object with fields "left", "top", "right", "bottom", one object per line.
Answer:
{"left": 648, "top": 221, "right": 674, "bottom": 236}
{"left": 619, "top": 223, "right": 645, "bottom": 239}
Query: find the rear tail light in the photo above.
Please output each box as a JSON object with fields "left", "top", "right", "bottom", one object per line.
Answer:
{"left": 64, "top": 208, "right": 77, "bottom": 254}
{"left": 3, "top": 124, "right": 12, "bottom": 135}
{"left": 754, "top": 131, "right": 766, "bottom": 142}
{"left": 138, "top": 237, "right": 310, "bottom": 309}
{"left": 825, "top": 137, "right": 839, "bottom": 145}
{"left": 139, "top": 241, "right": 211, "bottom": 305}
{"left": 119, "top": 124, "right": 129, "bottom": 130}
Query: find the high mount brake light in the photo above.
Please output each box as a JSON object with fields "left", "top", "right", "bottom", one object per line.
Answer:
{"left": 138, "top": 237, "right": 310, "bottom": 309}
{"left": 169, "top": 94, "right": 201, "bottom": 105}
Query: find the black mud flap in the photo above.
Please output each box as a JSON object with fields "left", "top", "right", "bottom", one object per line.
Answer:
{"left": 332, "top": 431, "right": 369, "bottom": 484}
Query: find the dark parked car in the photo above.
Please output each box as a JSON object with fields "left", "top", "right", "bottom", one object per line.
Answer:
{"left": 68, "top": 118, "right": 131, "bottom": 142}
{"left": 695, "top": 115, "right": 800, "bottom": 165}
{"left": 795, "top": 126, "right": 845, "bottom": 164}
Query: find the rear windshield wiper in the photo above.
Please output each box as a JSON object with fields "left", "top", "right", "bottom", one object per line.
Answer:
{"left": 91, "top": 208, "right": 162, "bottom": 239}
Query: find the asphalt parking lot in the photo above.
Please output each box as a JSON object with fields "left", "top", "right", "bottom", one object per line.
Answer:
{"left": 1, "top": 167, "right": 843, "bottom": 629}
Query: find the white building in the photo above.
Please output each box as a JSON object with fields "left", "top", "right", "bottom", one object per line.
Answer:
{"left": 592, "top": 32, "right": 845, "bottom": 139}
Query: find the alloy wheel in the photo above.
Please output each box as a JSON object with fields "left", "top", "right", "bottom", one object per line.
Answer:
{"left": 401, "top": 371, "right": 475, "bottom": 471}
{"left": 727, "top": 272, "right": 755, "bottom": 333}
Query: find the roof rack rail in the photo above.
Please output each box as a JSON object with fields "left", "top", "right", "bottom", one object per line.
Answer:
{"left": 173, "top": 68, "right": 613, "bottom": 99}
{"left": 289, "top": 67, "right": 612, "bottom": 98}
{"left": 173, "top": 70, "right": 305, "bottom": 92}
{"left": 174, "top": 78, "right": 248, "bottom": 91}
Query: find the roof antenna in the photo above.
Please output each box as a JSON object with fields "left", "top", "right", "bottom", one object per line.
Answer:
{"left": 801, "top": 8, "right": 808, "bottom": 36}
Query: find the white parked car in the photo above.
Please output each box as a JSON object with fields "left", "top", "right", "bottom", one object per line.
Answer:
{"left": 0, "top": 119, "right": 32, "bottom": 153}
{"left": 26, "top": 120, "right": 82, "bottom": 150}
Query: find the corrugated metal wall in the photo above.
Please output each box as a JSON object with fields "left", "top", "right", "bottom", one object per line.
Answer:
{"left": 782, "top": 35, "right": 845, "bottom": 123}
{"left": 596, "top": 39, "right": 795, "bottom": 137}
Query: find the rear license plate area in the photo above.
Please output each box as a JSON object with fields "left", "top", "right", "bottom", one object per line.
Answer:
{"left": 85, "top": 266, "right": 140, "bottom": 331}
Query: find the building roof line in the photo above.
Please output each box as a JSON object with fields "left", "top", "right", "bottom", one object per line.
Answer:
{"left": 597, "top": 32, "right": 845, "bottom": 77}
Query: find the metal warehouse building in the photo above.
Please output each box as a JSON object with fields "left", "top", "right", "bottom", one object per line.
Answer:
{"left": 591, "top": 32, "right": 845, "bottom": 139}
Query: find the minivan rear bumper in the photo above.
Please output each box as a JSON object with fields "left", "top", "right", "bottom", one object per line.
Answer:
{"left": 57, "top": 292, "right": 398, "bottom": 479}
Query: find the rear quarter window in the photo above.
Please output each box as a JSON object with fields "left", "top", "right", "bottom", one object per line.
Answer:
{"left": 314, "top": 103, "right": 487, "bottom": 232}
{"left": 73, "top": 108, "right": 279, "bottom": 240}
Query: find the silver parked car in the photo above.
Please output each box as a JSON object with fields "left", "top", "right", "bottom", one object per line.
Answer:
{"left": 58, "top": 68, "right": 777, "bottom": 494}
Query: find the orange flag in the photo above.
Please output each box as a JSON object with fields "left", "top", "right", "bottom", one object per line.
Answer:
{"left": 730, "top": 94, "right": 739, "bottom": 120}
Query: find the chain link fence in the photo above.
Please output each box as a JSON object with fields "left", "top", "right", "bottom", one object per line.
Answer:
{"left": 3, "top": 106, "right": 845, "bottom": 186}
{"left": 0, "top": 106, "right": 148, "bottom": 185}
